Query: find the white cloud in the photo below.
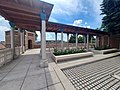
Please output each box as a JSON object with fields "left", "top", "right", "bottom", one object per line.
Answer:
{"left": 0, "top": 17, "right": 4, "bottom": 21}
{"left": 72, "top": 19, "right": 91, "bottom": 28}
{"left": 87, "top": 0, "right": 103, "bottom": 24}
{"left": 42, "top": 0, "right": 88, "bottom": 17}
{"left": 0, "top": 26, "right": 10, "bottom": 41}
{"left": 73, "top": 20, "right": 83, "bottom": 26}
{"left": 0, "top": 16, "right": 9, "bottom": 23}
{"left": 49, "top": 17, "right": 58, "bottom": 22}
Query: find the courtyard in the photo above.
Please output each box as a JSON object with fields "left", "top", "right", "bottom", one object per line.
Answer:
{"left": 0, "top": 49, "right": 120, "bottom": 90}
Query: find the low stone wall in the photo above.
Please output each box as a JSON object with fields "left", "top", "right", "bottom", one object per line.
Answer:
{"left": 51, "top": 52, "right": 93, "bottom": 63}
{"left": 0, "top": 47, "right": 22, "bottom": 68}
{"left": 92, "top": 48, "right": 118, "bottom": 54}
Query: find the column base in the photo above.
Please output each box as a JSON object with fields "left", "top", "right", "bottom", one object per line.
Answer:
{"left": 39, "top": 60, "right": 48, "bottom": 68}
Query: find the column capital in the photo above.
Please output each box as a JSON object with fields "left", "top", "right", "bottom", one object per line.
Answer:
{"left": 40, "top": 13, "right": 46, "bottom": 20}
{"left": 9, "top": 22, "right": 15, "bottom": 28}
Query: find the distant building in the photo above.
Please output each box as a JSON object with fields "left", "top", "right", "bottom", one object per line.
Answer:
{"left": 5, "top": 30, "right": 35, "bottom": 49}
{"left": 0, "top": 42, "right": 6, "bottom": 50}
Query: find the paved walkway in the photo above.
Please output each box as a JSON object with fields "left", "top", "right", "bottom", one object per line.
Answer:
{"left": 0, "top": 49, "right": 64, "bottom": 90}
{"left": 0, "top": 49, "right": 120, "bottom": 90}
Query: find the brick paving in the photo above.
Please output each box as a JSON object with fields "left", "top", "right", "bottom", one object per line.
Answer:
{"left": 62, "top": 56, "right": 120, "bottom": 90}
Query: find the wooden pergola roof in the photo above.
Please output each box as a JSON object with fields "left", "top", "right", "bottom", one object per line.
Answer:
{"left": 47, "top": 22, "right": 108, "bottom": 36}
{"left": 0, "top": 0, "right": 108, "bottom": 36}
{"left": 0, "top": 0, "right": 53, "bottom": 30}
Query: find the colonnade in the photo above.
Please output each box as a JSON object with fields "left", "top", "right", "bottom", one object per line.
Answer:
{"left": 10, "top": 17, "right": 110, "bottom": 68}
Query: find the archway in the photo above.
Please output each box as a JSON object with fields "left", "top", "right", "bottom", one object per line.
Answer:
{"left": 28, "top": 40, "right": 32, "bottom": 49}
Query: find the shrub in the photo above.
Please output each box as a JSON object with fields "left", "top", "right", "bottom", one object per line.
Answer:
{"left": 53, "top": 48, "right": 86, "bottom": 56}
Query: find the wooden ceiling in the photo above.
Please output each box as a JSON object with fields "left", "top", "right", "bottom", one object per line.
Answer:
{"left": 0, "top": 0, "right": 108, "bottom": 36}
{"left": 0, "top": 0, "right": 53, "bottom": 30}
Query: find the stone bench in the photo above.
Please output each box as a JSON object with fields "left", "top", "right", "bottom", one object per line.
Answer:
{"left": 51, "top": 52, "right": 93, "bottom": 63}
{"left": 92, "top": 48, "right": 118, "bottom": 54}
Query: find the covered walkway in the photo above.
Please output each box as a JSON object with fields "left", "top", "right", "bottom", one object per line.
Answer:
{"left": 0, "top": 49, "right": 64, "bottom": 90}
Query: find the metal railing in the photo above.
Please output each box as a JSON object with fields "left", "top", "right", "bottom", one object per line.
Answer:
{"left": 0, "top": 47, "right": 22, "bottom": 68}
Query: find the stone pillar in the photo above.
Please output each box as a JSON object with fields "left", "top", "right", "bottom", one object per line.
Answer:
{"left": 19, "top": 28, "right": 24, "bottom": 53}
{"left": 87, "top": 34, "right": 89, "bottom": 51}
{"left": 67, "top": 33, "right": 69, "bottom": 49}
{"left": 102, "top": 36, "right": 104, "bottom": 46}
{"left": 91, "top": 36, "right": 93, "bottom": 44}
{"left": 55, "top": 32, "right": 57, "bottom": 49}
{"left": 76, "top": 33, "right": 78, "bottom": 48}
{"left": 39, "top": 13, "right": 48, "bottom": 68}
{"left": 84, "top": 35, "right": 86, "bottom": 48}
{"left": 40, "top": 31, "right": 42, "bottom": 55}
{"left": 9, "top": 22, "right": 15, "bottom": 59}
{"left": 91, "top": 36, "right": 93, "bottom": 48}
{"left": 96, "top": 35, "right": 99, "bottom": 47}
{"left": 61, "top": 31, "right": 64, "bottom": 50}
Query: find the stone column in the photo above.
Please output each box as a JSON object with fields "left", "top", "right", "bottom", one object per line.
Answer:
{"left": 61, "top": 31, "right": 64, "bottom": 50}
{"left": 76, "top": 33, "right": 78, "bottom": 48}
{"left": 40, "top": 13, "right": 48, "bottom": 68}
{"left": 67, "top": 33, "right": 69, "bottom": 49}
{"left": 91, "top": 36, "right": 93, "bottom": 44}
{"left": 91, "top": 36, "right": 93, "bottom": 48}
{"left": 87, "top": 34, "right": 89, "bottom": 51}
{"left": 9, "top": 22, "right": 15, "bottom": 59}
{"left": 96, "top": 35, "right": 99, "bottom": 47}
{"left": 84, "top": 35, "right": 86, "bottom": 48}
{"left": 19, "top": 28, "right": 24, "bottom": 53}
{"left": 55, "top": 32, "right": 57, "bottom": 49}
{"left": 40, "top": 31, "right": 42, "bottom": 55}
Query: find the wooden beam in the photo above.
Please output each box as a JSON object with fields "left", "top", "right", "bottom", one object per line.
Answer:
{"left": 0, "top": 1, "right": 40, "bottom": 15}
{"left": 2, "top": 9, "right": 40, "bottom": 20}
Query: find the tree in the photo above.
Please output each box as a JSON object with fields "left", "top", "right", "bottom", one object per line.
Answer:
{"left": 100, "top": 0, "right": 120, "bottom": 33}
{"left": 69, "top": 34, "right": 76, "bottom": 43}
{"left": 69, "top": 34, "right": 84, "bottom": 43}
{"left": 78, "top": 36, "right": 84, "bottom": 43}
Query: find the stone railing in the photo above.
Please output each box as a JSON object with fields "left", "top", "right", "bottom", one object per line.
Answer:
{"left": 0, "top": 47, "right": 22, "bottom": 68}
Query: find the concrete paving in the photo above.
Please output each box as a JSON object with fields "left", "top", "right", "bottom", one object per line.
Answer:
{"left": 0, "top": 49, "right": 65, "bottom": 90}
{"left": 0, "top": 49, "right": 120, "bottom": 90}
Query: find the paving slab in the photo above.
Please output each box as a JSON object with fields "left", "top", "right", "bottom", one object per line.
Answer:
{"left": 3, "top": 70, "right": 27, "bottom": 81}
{"left": 46, "top": 71, "right": 60, "bottom": 86}
{"left": 21, "top": 74, "right": 47, "bottom": 90}
{"left": 48, "top": 83, "right": 64, "bottom": 90}
{"left": 0, "top": 78, "right": 23, "bottom": 90}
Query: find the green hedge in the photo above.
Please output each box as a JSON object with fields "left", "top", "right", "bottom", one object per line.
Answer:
{"left": 53, "top": 48, "right": 86, "bottom": 56}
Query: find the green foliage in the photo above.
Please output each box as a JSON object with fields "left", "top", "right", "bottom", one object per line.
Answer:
{"left": 53, "top": 48, "right": 86, "bottom": 56}
{"left": 95, "top": 45, "right": 111, "bottom": 50}
{"left": 69, "top": 34, "right": 76, "bottom": 43}
{"left": 69, "top": 34, "right": 84, "bottom": 43}
{"left": 100, "top": 0, "right": 120, "bottom": 33}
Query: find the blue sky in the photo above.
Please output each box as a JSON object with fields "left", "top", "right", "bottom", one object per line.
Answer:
{"left": 0, "top": 0, "right": 103, "bottom": 41}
